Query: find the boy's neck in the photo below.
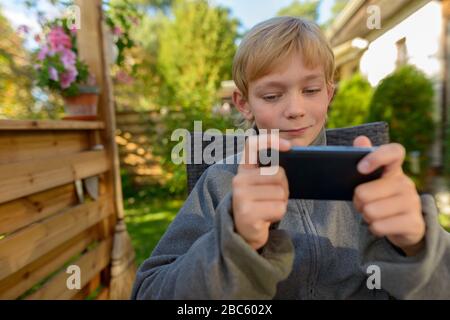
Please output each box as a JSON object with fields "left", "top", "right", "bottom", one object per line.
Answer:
{"left": 310, "top": 126, "right": 327, "bottom": 146}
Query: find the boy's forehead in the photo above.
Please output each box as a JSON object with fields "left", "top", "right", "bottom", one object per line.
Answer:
{"left": 252, "top": 65, "right": 325, "bottom": 89}
{"left": 252, "top": 52, "right": 324, "bottom": 81}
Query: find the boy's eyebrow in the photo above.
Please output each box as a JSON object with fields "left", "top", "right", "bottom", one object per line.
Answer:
{"left": 254, "top": 74, "right": 325, "bottom": 91}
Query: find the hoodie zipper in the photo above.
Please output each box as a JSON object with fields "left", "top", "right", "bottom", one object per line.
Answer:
{"left": 297, "top": 199, "right": 320, "bottom": 299}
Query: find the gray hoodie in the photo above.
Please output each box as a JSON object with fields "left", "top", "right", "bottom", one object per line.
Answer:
{"left": 131, "top": 128, "right": 450, "bottom": 299}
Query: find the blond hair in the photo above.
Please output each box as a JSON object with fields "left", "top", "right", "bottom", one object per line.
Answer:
{"left": 232, "top": 16, "right": 335, "bottom": 100}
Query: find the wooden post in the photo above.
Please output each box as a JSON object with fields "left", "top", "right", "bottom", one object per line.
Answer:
{"left": 75, "top": 0, "right": 136, "bottom": 300}
{"left": 442, "top": 0, "right": 450, "bottom": 174}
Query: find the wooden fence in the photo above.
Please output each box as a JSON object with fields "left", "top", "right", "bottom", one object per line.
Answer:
{"left": 0, "top": 0, "right": 137, "bottom": 300}
{"left": 0, "top": 120, "right": 116, "bottom": 299}
{"left": 116, "top": 111, "right": 166, "bottom": 187}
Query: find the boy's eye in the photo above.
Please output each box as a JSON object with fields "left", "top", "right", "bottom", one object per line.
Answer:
{"left": 262, "top": 94, "right": 281, "bottom": 102}
{"left": 303, "top": 88, "right": 322, "bottom": 95}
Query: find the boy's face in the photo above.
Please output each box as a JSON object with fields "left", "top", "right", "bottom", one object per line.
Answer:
{"left": 233, "top": 52, "right": 334, "bottom": 146}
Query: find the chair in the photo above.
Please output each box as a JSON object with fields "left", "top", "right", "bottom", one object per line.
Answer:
{"left": 186, "top": 121, "right": 390, "bottom": 194}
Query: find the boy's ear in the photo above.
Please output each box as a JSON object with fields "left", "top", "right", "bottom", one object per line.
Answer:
{"left": 232, "top": 89, "right": 253, "bottom": 121}
{"left": 327, "top": 83, "right": 336, "bottom": 105}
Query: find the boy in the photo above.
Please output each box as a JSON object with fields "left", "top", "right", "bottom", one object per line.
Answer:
{"left": 131, "top": 17, "right": 450, "bottom": 299}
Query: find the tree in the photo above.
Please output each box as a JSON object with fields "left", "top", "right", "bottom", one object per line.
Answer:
{"left": 277, "top": 0, "right": 321, "bottom": 22}
{"left": 156, "top": 0, "right": 239, "bottom": 111}
{"left": 321, "top": 0, "right": 347, "bottom": 29}
{"left": 368, "top": 65, "right": 435, "bottom": 190}
{"left": 327, "top": 73, "right": 373, "bottom": 129}
{"left": 331, "top": 0, "right": 347, "bottom": 18}
{"left": 0, "top": 8, "right": 36, "bottom": 119}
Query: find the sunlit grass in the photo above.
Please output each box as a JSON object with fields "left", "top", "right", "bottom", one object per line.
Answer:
{"left": 439, "top": 214, "right": 450, "bottom": 232}
{"left": 124, "top": 198, "right": 183, "bottom": 267}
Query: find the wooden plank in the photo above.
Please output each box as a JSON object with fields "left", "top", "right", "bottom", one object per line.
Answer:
{"left": 0, "top": 226, "right": 99, "bottom": 299}
{"left": 0, "top": 120, "right": 105, "bottom": 130}
{"left": 72, "top": 273, "right": 101, "bottom": 300}
{"left": 71, "top": 282, "right": 91, "bottom": 300}
{"left": 25, "top": 238, "right": 112, "bottom": 300}
{"left": 0, "top": 150, "right": 109, "bottom": 204}
{"left": 96, "top": 287, "right": 109, "bottom": 300}
{"left": 0, "top": 195, "right": 113, "bottom": 282}
{"left": 0, "top": 184, "right": 77, "bottom": 235}
{"left": 0, "top": 131, "right": 91, "bottom": 164}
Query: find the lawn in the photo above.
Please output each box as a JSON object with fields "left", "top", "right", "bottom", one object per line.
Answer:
{"left": 124, "top": 198, "right": 184, "bottom": 267}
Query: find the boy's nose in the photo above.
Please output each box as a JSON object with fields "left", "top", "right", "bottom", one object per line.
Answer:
{"left": 283, "top": 93, "right": 306, "bottom": 119}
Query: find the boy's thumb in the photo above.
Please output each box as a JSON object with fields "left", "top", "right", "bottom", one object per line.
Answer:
{"left": 353, "top": 135, "right": 372, "bottom": 148}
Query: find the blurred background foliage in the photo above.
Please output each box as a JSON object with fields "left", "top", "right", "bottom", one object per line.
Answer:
{"left": 328, "top": 73, "right": 373, "bottom": 129}
{"left": 368, "top": 65, "right": 436, "bottom": 190}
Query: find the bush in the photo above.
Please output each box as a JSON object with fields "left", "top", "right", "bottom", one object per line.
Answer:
{"left": 368, "top": 65, "right": 435, "bottom": 189}
{"left": 445, "top": 119, "right": 450, "bottom": 181}
{"left": 327, "top": 73, "right": 373, "bottom": 129}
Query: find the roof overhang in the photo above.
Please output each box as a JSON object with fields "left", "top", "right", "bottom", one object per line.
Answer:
{"left": 326, "top": 0, "right": 431, "bottom": 47}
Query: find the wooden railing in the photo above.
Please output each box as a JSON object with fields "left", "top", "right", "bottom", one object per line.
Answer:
{"left": 0, "top": 120, "right": 116, "bottom": 299}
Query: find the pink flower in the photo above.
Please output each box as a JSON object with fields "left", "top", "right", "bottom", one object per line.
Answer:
{"left": 34, "top": 34, "right": 41, "bottom": 43}
{"left": 60, "top": 66, "right": 78, "bottom": 89}
{"left": 70, "top": 25, "right": 78, "bottom": 35}
{"left": 48, "top": 67, "right": 59, "bottom": 81}
{"left": 17, "top": 25, "right": 30, "bottom": 35}
{"left": 60, "top": 48, "right": 76, "bottom": 69}
{"left": 116, "top": 70, "right": 134, "bottom": 85}
{"left": 113, "top": 26, "right": 123, "bottom": 36}
{"left": 47, "top": 26, "right": 72, "bottom": 50}
{"left": 37, "top": 46, "right": 53, "bottom": 60}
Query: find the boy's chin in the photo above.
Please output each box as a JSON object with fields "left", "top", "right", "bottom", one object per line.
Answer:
{"left": 280, "top": 135, "right": 313, "bottom": 147}
{"left": 288, "top": 137, "right": 312, "bottom": 147}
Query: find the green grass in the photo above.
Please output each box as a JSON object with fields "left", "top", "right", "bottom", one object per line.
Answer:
{"left": 124, "top": 198, "right": 184, "bottom": 267}
{"left": 439, "top": 214, "right": 450, "bottom": 232}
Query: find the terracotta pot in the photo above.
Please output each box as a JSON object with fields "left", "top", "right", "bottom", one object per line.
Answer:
{"left": 62, "top": 86, "right": 100, "bottom": 120}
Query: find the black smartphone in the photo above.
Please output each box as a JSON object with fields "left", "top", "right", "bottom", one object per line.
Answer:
{"left": 259, "top": 146, "right": 384, "bottom": 201}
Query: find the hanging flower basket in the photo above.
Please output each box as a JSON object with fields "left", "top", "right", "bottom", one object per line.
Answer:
{"left": 62, "top": 85, "right": 100, "bottom": 120}
{"left": 34, "top": 19, "right": 100, "bottom": 121}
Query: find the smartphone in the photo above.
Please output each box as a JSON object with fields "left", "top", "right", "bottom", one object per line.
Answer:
{"left": 259, "top": 146, "right": 384, "bottom": 201}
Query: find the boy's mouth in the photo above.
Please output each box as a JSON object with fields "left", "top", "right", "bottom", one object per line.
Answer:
{"left": 280, "top": 125, "right": 313, "bottom": 137}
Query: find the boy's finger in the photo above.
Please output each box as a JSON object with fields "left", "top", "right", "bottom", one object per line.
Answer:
{"left": 359, "top": 195, "right": 414, "bottom": 224}
{"left": 249, "top": 201, "right": 288, "bottom": 222}
{"left": 244, "top": 185, "right": 288, "bottom": 201}
{"left": 369, "top": 213, "right": 423, "bottom": 239}
{"left": 239, "top": 133, "right": 291, "bottom": 169}
{"left": 357, "top": 143, "right": 405, "bottom": 177}
{"left": 236, "top": 166, "right": 287, "bottom": 185}
{"left": 353, "top": 174, "right": 403, "bottom": 205}
{"left": 353, "top": 135, "right": 372, "bottom": 148}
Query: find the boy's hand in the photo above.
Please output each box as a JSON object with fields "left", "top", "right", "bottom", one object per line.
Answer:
{"left": 352, "top": 136, "right": 426, "bottom": 256}
{"left": 232, "top": 134, "right": 291, "bottom": 251}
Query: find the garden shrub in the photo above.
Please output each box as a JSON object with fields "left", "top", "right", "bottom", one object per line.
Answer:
{"left": 368, "top": 65, "right": 435, "bottom": 190}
